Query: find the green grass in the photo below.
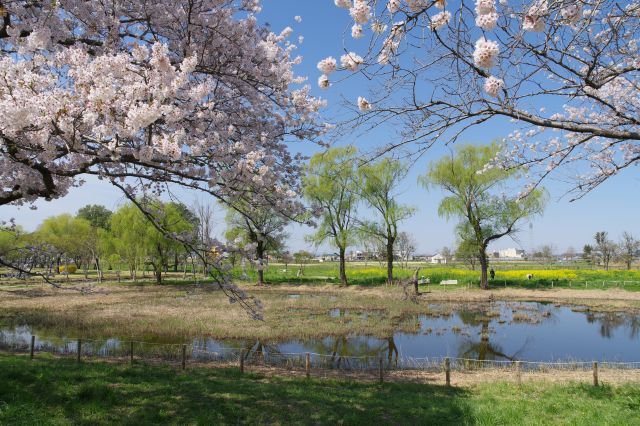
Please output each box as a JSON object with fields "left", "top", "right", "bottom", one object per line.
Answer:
{"left": 4, "top": 262, "right": 640, "bottom": 291}
{"left": 1, "top": 354, "right": 639, "bottom": 425}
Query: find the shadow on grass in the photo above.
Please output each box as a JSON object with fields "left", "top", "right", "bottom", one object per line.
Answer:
{"left": 0, "top": 355, "right": 470, "bottom": 425}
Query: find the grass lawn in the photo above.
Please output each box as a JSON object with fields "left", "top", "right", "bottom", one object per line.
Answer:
{"left": 0, "top": 354, "right": 639, "bottom": 425}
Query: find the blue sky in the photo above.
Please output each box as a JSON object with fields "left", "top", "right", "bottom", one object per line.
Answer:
{"left": 1, "top": 1, "right": 639, "bottom": 255}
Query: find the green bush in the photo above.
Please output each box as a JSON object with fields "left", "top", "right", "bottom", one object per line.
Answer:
{"left": 58, "top": 264, "right": 77, "bottom": 274}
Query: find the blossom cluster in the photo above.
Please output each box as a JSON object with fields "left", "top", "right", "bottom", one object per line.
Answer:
{"left": 483, "top": 76, "right": 504, "bottom": 98}
{"left": 473, "top": 38, "right": 500, "bottom": 69}
{"left": 350, "top": 0, "right": 372, "bottom": 24}
{"left": 430, "top": 11, "right": 451, "bottom": 31}
{"left": 475, "top": 0, "right": 498, "bottom": 30}
{"left": 523, "top": 0, "right": 548, "bottom": 32}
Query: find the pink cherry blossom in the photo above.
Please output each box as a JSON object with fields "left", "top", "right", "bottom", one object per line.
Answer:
{"left": 350, "top": 0, "right": 372, "bottom": 24}
{"left": 317, "top": 57, "right": 338, "bottom": 74}
{"left": 431, "top": 11, "right": 452, "bottom": 31}
{"left": 341, "top": 52, "right": 365, "bottom": 71}
{"left": 484, "top": 76, "right": 504, "bottom": 98}
{"left": 473, "top": 38, "right": 500, "bottom": 69}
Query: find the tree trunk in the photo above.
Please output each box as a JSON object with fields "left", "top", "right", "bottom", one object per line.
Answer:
{"left": 94, "top": 256, "right": 102, "bottom": 283}
{"left": 479, "top": 246, "right": 489, "bottom": 290}
{"left": 413, "top": 268, "right": 420, "bottom": 295}
{"left": 154, "top": 263, "right": 162, "bottom": 284}
{"left": 386, "top": 240, "right": 394, "bottom": 285}
{"left": 256, "top": 242, "right": 265, "bottom": 286}
{"left": 339, "top": 247, "right": 348, "bottom": 286}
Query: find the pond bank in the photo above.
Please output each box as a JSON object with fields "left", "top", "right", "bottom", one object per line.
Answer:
{"left": 2, "top": 284, "right": 640, "bottom": 363}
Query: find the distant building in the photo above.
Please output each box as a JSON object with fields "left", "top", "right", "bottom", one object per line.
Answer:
{"left": 498, "top": 248, "right": 525, "bottom": 260}
{"left": 315, "top": 253, "right": 338, "bottom": 262}
{"left": 413, "top": 254, "right": 431, "bottom": 262}
{"left": 431, "top": 253, "right": 447, "bottom": 264}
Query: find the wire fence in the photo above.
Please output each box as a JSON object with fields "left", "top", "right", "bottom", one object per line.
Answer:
{"left": 3, "top": 331, "right": 640, "bottom": 385}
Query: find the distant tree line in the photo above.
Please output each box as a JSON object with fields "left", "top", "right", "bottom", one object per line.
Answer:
{"left": 1, "top": 201, "right": 209, "bottom": 284}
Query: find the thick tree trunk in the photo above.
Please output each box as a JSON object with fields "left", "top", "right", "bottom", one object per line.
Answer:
{"left": 339, "top": 247, "right": 348, "bottom": 286}
{"left": 479, "top": 246, "right": 489, "bottom": 290}
{"left": 256, "top": 242, "right": 265, "bottom": 286}
{"left": 386, "top": 240, "right": 394, "bottom": 285}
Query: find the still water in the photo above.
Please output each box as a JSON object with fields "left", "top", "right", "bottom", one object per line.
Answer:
{"left": 2, "top": 301, "right": 639, "bottom": 362}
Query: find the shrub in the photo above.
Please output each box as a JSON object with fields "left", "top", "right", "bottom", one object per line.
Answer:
{"left": 58, "top": 264, "right": 77, "bottom": 274}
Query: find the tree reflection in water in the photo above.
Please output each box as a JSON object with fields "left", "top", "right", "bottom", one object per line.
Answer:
{"left": 456, "top": 308, "right": 528, "bottom": 365}
{"left": 586, "top": 312, "right": 640, "bottom": 340}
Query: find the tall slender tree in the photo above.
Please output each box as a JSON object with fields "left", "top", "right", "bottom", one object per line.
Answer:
{"left": 421, "top": 143, "right": 547, "bottom": 289}
{"left": 358, "top": 158, "right": 415, "bottom": 284}
{"left": 303, "top": 146, "right": 359, "bottom": 286}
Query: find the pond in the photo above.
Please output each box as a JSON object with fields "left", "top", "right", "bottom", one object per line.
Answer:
{"left": 1, "top": 301, "right": 639, "bottom": 363}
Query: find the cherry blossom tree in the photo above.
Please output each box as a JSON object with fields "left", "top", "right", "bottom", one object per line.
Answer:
{"left": 0, "top": 1, "right": 323, "bottom": 315}
{"left": 321, "top": 0, "right": 640, "bottom": 198}
{"left": 1, "top": 0, "right": 323, "bottom": 211}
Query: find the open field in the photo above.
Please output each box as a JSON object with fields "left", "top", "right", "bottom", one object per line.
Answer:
{"left": 1, "top": 354, "right": 639, "bottom": 425}
{"left": 3, "top": 261, "right": 640, "bottom": 288}
{"left": 230, "top": 262, "right": 640, "bottom": 287}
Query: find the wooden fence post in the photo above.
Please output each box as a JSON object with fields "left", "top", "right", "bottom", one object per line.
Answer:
{"left": 516, "top": 361, "right": 522, "bottom": 386}
{"left": 77, "top": 339, "right": 82, "bottom": 363}
{"left": 305, "top": 353, "right": 311, "bottom": 379}
{"left": 130, "top": 341, "right": 134, "bottom": 364}
{"left": 30, "top": 335, "right": 35, "bottom": 360}
{"left": 445, "top": 357, "right": 451, "bottom": 386}
{"left": 240, "top": 350, "right": 245, "bottom": 374}
{"left": 182, "top": 344, "right": 186, "bottom": 370}
{"left": 593, "top": 362, "right": 598, "bottom": 387}
{"left": 379, "top": 358, "right": 383, "bottom": 383}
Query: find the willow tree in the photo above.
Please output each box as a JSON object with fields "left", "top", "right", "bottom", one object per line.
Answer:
{"left": 421, "top": 143, "right": 546, "bottom": 289}
{"left": 303, "top": 146, "right": 359, "bottom": 286}
{"left": 358, "top": 158, "right": 415, "bottom": 285}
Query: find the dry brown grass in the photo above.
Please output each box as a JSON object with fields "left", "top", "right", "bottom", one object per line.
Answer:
{"left": 1, "top": 281, "right": 640, "bottom": 341}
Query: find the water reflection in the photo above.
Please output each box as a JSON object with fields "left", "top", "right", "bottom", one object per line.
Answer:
{"left": 3, "top": 301, "right": 640, "bottom": 362}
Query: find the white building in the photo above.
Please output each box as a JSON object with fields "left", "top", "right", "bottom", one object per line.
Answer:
{"left": 431, "top": 253, "right": 447, "bottom": 264}
{"left": 498, "top": 248, "right": 525, "bottom": 259}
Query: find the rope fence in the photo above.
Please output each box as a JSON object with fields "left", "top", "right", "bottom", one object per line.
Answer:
{"left": 2, "top": 332, "right": 640, "bottom": 385}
